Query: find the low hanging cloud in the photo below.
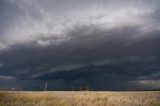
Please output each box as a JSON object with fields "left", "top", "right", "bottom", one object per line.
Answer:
{"left": 0, "top": 0, "right": 160, "bottom": 90}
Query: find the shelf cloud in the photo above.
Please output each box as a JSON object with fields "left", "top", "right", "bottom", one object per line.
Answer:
{"left": 0, "top": 0, "right": 160, "bottom": 90}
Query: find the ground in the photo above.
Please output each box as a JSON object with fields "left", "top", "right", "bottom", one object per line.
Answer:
{"left": 0, "top": 91, "right": 160, "bottom": 106}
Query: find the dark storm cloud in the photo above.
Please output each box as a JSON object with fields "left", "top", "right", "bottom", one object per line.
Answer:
{"left": 0, "top": 75, "right": 21, "bottom": 90}
{"left": 0, "top": 0, "right": 160, "bottom": 90}
{"left": 1, "top": 24, "right": 160, "bottom": 90}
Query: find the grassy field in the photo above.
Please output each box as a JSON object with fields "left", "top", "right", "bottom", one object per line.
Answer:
{"left": 0, "top": 91, "right": 160, "bottom": 106}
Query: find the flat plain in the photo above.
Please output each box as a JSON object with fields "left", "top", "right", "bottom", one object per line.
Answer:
{"left": 0, "top": 91, "right": 160, "bottom": 106}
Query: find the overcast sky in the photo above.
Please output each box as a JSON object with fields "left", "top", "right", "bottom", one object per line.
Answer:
{"left": 0, "top": 0, "right": 160, "bottom": 90}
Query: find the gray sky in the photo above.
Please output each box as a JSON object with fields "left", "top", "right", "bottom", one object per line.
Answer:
{"left": 0, "top": 0, "right": 160, "bottom": 90}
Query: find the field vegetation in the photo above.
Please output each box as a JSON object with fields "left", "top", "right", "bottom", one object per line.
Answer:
{"left": 0, "top": 91, "right": 160, "bottom": 106}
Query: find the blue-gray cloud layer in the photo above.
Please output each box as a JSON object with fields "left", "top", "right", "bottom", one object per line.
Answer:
{"left": 0, "top": 0, "right": 160, "bottom": 90}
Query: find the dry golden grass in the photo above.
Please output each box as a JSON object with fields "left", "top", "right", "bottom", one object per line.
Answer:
{"left": 0, "top": 91, "right": 160, "bottom": 106}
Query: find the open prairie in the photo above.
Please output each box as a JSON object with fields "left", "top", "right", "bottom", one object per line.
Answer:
{"left": 0, "top": 91, "right": 160, "bottom": 106}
